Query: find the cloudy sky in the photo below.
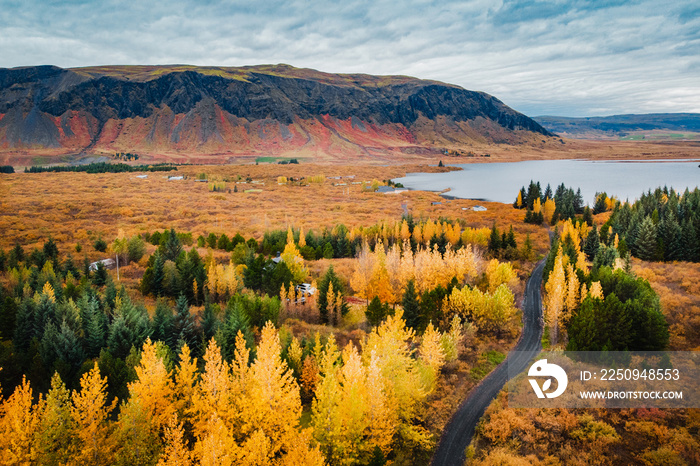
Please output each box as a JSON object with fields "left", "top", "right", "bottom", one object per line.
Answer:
{"left": 1, "top": 0, "right": 698, "bottom": 117}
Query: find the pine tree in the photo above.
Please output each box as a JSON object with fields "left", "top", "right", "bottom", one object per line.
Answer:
{"left": 152, "top": 251, "right": 165, "bottom": 297}
{"left": 114, "top": 391, "right": 161, "bottom": 465}
{"left": 113, "top": 341, "right": 175, "bottom": 464}
{"left": 13, "top": 298, "right": 36, "bottom": 353}
{"left": 51, "top": 319, "right": 86, "bottom": 387}
{"left": 488, "top": 224, "right": 501, "bottom": 255}
{"left": 506, "top": 226, "right": 517, "bottom": 249}
{"left": 216, "top": 302, "right": 253, "bottom": 362}
{"left": 280, "top": 235, "right": 308, "bottom": 283}
{"left": 402, "top": 279, "right": 421, "bottom": 331}
{"left": 164, "top": 228, "right": 183, "bottom": 262}
{"left": 311, "top": 337, "right": 342, "bottom": 461}
{"left": 151, "top": 299, "right": 175, "bottom": 348}
{"left": 584, "top": 225, "right": 600, "bottom": 260}
{"left": 636, "top": 217, "right": 658, "bottom": 261}
{"left": 201, "top": 302, "right": 220, "bottom": 343}
{"left": 173, "top": 294, "right": 198, "bottom": 354}
{"left": 190, "top": 340, "right": 233, "bottom": 443}
{"left": 564, "top": 264, "right": 580, "bottom": 317}
{"left": 366, "top": 296, "right": 388, "bottom": 327}
{"left": 543, "top": 198, "right": 556, "bottom": 224}
{"left": 682, "top": 219, "right": 700, "bottom": 261}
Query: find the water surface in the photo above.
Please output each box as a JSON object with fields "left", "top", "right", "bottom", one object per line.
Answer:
{"left": 393, "top": 160, "right": 700, "bottom": 204}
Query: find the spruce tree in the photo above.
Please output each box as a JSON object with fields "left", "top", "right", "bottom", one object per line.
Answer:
{"left": 574, "top": 188, "right": 584, "bottom": 213}
{"left": 151, "top": 299, "right": 174, "bottom": 347}
{"left": 107, "top": 312, "right": 134, "bottom": 359}
{"left": 43, "top": 237, "right": 59, "bottom": 264}
{"left": 8, "top": 242, "right": 25, "bottom": 269}
{"left": 201, "top": 302, "right": 220, "bottom": 343}
{"left": 542, "top": 184, "right": 553, "bottom": 203}
{"left": 14, "top": 298, "right": 36, "bottom": 353}
{"left": 217, "top": 233, "right": 231, "bottom": 251}
{"left": 584, "top": 225, "right": 600, "bottom": 260}
{"left": 83, "top": 297, "right": 107, "bottom": 359}
{"left": 163, "top": 228, "right": 182, "bottom": 262}
{"left": 216, "top": 301, "right": 253, "bottom": 361}
{"left": 665, "top": 220, "right": 683, "bottom": 261}
{"left": 365, "top": 296, "right": 387, "bottom": 327}
{"left": 0, "top": 296, "right": 16, "bottom": 343}
{"left": 243, "top": 254, "right": 266, "bottom": 291}
{"left": 488, "top": 224, "right": 501, "bottom": 255}
{"left": 152, "top": 251, "right": 165, "bottom": 297}
{"left": 636, "top": 217, "right": 658, "bottom": 261}
{"left": 402, "top": 279, "right": 421, "bottom": 331}
{"left": 173, "top": 293, "right": 198, "bottom": 354}
{"left": 506, "top": 226, "right": 517, "bottom": 249}
{"left": 52, "top": 320, "right": 86, "bottom": 386}
{"left": 92, "top": 262, "right": 108, "bottom": 287}
{"left": 682, "top": 220, "right": 699, "bottom": 262}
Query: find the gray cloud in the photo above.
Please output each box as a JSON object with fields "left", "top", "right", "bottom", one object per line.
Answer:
{"left": 0, "top": 0, "right": 698, "bottom": 116}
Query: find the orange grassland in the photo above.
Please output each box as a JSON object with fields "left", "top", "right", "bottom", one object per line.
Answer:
{"left": 634, "top": 259, "right": 700, "bottom": 351}
{"left": 0, "top": 163, "right": 552, "bottom": 262}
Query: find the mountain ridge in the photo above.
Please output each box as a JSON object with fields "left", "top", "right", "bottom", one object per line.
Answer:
{"left": 0, "top": 64, "right": 553, "bottom": 162}
{"left": 534, "top": 113, "right": 700, "bottom": 139}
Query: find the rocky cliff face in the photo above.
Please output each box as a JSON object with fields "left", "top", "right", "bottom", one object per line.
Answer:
{"left": 0, "top": 64, "right": 552, "bottom": 160}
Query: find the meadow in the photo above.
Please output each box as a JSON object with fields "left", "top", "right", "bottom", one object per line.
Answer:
{"left": 0, "top": 163, "right": 552, "bottom": 260}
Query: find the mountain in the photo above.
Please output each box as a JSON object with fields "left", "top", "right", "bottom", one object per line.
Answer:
{"left": 534, "top": 114, "right": 700, "bottom": 140}
{"left": 0, "top": 64, "right": 552, "bottom": 162}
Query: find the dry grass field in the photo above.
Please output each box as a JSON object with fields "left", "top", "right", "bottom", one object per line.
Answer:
{"left": 633, "top": 259, "right": 700, "bottom": 351}
{"left": 0, "top": 163, "right": 552, "bottom": 262}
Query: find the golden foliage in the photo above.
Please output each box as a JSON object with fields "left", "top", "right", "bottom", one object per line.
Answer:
{"left": 351, "top": 241, "right": 480, "bottom": 303}
{"left": 71, "top": 363, "right": 117, "bottom": 465}
{"left": 158, "top": 415, "right": 194, "bottom": 466}
{"left": 0, "top": 377, "right": 41, "bottom": 465}
{"left": 544, "top": 246, "right": 566, "bottom": 345}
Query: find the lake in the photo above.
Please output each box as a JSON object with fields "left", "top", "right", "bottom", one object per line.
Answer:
{"left": 392, "top": 160, "right": 700, "bottom": 204}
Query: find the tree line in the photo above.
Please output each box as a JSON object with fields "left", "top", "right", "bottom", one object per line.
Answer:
{"left": 24, "top": 162, "right": 177, "bottom": 174}
{"left": 606, "top": 187, "right": 700, "bottom": 263}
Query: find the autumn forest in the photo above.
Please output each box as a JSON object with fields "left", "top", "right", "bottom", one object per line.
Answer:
{"left": 0, "top": 164, "right": 699, "bottom": 465}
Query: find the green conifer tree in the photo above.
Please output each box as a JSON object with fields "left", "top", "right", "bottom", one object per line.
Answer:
{"left": 402, "top": 279, "right": 421, "bottom": 331}
{"left": 636, "top": 217, "right": 658, "bottom": 261}
{"left": 365, "top": 296, "right": 387, "bottom": 327}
